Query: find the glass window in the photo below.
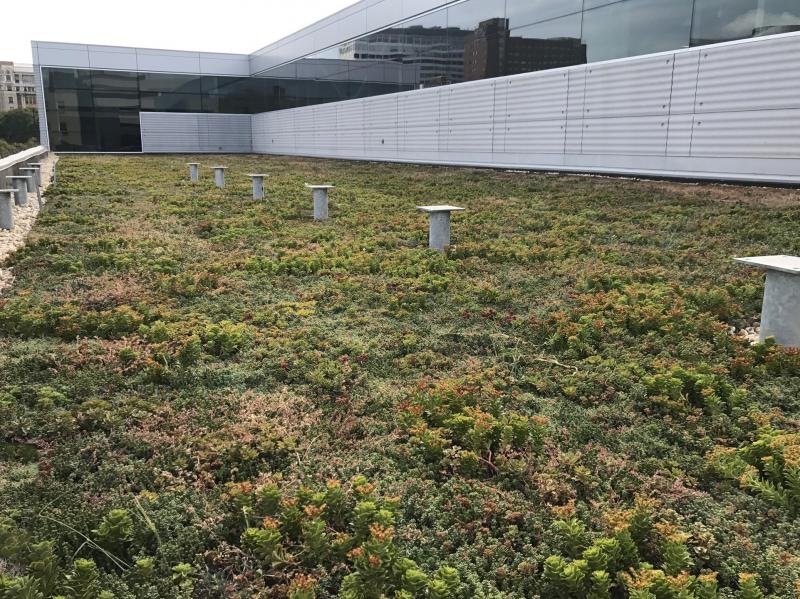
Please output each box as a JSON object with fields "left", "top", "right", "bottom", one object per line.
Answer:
{"left": 506, "top": 0, "right": 583, "bottom": 30}
{"left": 447, "top": 0, "right": 506, "bottom": 32}
{"left": 754, "top": 0, "right": 800, "bottom": 36}
{"left": 691, "top": 0, "right": 759, "bottom": 45}
{"left": 43, "top": 68, "right": 92, "bottom": 91}
{"left": 140, "top": 92, "right": 203, "bottom": 112}
{"left": 583, "top": 0, "right": 626, "bottom": 9}
{"left": 91, "top": 70, "right": 139, "bottom": 92}
{"left": 692, "top": 0, "right": 800, "bottom": 45}
{"left": 46, "top": 107, "right": 98, "bottom": 151}
{"left": 397, "top": 10, "right": 454, "bottom": 87}
{"left": 583, "top": 0, "right": 692, "bottom": 62}
{"left": 448, "top": 0, "right": 506, "bottom": 82}
{"left": 47, "top": 88, "right": 94, "bottom": 111}
{"left": 139, "top": 72, "right": 201, "bottom": 94}
{"left": 508, "top": 13, "right": 586, "bottom": 74}
{"left": 92, "top": 91, "right": 139, "bottom": 110}
{"left": 95, "top": 109, "right": 142, "bottom": 152}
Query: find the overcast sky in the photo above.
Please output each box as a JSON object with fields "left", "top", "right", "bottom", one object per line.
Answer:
{"left": 1, "top": 0, "right": 357, "bottom": 64}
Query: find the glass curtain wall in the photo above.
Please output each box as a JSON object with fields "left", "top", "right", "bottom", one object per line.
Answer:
{"left": 42, "top": 0, "right": 800, "bottom": 151}
{"left": 42, "top": 67, "right": 409, "bottom": 151}
{"left": 273, "top": 0, "right": 799, "bottom": 89}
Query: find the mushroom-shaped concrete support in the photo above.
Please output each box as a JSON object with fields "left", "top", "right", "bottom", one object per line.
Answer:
{"left": 735, "top": 255, "right": 800, "bottom": 348}
{"left": 211, "top": 166, "right": 227, "bottom": 188}
{"left": 0, "top": 189, "right": 15, "bottom": 230}
{"left": 21, "top": 165, "right": 41, "bottom": 188}
{"left": 305, "top": 184, "right": 335, "bottom": 221}
{"left": 416, "top": 205, "right": 465, "bottom": 251}
{"left": 187, "top": 163, "right": 200, "bottom": 183}
{"left": 19, "top": 168, "right": 42, "bottom": 206}
{"left": 248, "top": 174, "right": 267, "bottom": 200}
{"left": 5, "top": 176, "right": 32, "bottom": 207}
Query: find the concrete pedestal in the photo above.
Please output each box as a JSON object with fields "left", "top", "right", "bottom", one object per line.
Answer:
{"left": 6, "top": 176, "right": 31, "bottom": 207}
{"left": 305, "top": 184, "right": 335, "bottom": 220}
{"left": 0, "top": 189, "right": 15, "bottom": 230}
{"left": 188, "top": 163, "right": 200, "bottom": 182}
{"left": 417, "top": 205, "right": 465, "bottom": 251}
{"left": 212, "top": 166, "right": 226, "bottom": 188}
{"left": 28, "top": 163, "right": 44, "bottom": 188}
{"left": 248, "top": 174, "right": 267, "bottom": 200}
{"left": 19, "top": 168, "right": 41, "bottom": 207}
{"left": 736, "top": 255, "right": 800, "bottom": 347}
{"left": 21, "top": 166, "right": 41, "bottom": 188}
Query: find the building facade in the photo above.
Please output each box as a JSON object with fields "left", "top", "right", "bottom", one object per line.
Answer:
{"left": 32, "top": 0, "right": 800, "bottom": 183}
{"left": 1, "top": 62, "right": 36, "bottom": 112}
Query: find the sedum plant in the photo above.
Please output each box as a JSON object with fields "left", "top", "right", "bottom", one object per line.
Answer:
{"left": 399, "top": 374, "right": 547, "bottom": 477}
{"left": 542, "top": 500, "right": 757, "bottom": 599}
{"left": 233, "top": 475, "right": 460, "bottom": 598}
{"left": 708, "top": 422, "right": 800, "bottom": 516}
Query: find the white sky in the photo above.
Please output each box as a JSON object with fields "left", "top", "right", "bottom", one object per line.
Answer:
{"left": 1, "top": 0, "right": 358, "bottom": 64}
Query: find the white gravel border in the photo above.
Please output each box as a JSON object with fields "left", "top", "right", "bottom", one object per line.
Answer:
{"left": 0, "top": 154, "right": 59, "bottom": 295}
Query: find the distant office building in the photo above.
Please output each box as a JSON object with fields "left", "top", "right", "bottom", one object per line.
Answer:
{"left": 0, "top": 62, "right": 36, "bottom": 112}
{"left": 339, "top": 25, "right": 470, "bottom": 88}
{"left": 464, "top": 18, "right": 587, "bottom": 80}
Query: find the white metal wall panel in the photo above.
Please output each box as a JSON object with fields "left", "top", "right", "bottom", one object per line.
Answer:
{"left": 200, "top": 114, "right": 253, "bottom": 153}
{"left": 34, "top": 42, "right": 90, "bottom": 67}
{"left": 564, "top": 67, "right": 586, "bottom": 154}
{"left": 314, "top": 104, "right": 339, "bottom": 153}
{"left": 441, "top": 82, "right": 496, "bottom": 154}
{"left": 140, "top": 113, "right": 251, "bottom": 153}
{"left": 337, "top": 101, "right": 366, "bottom": 155}
{"left": 581, "top": 116, "right": 669, "bottom": 156}
{"left": 565, "top": 67, "right": 587, "bottom": 119}
{"left": 34, "top": 41, "right": 251, "bottom": 76}
{"left": 86, "top": 45, "right": 139, "bottom": 70}
{"left": 669, "top": 50, "right": 700, "bottom": 115}
{"left": 262, "top": 110, "right": 296, "bottom": 154}
{"left": 365, "top": 96, "right": 399, "bottom": 155}
{"left": 293, "top": 109, "right": 317, "bottom": 151}
{"left": 691, "top": 110, "right": 800, "bottom": 159}
{"left": 501, "top": 71, "right": 569, "bottom": 154}
{"left": 251, "top": 32, "right": 800, "bottom": 184}
{"left": 135, "top": 49, "right": 201, "bottom": 73}
{"left": 584, "top": 55, "right": 673, "bottom": 118}
{"left": 140, "top": 113, "right": 200, "bottom": 153}
{"left": 399, "top": 88, "right": 441, "bottom": 155}
{"left": 695, "top": 35, "right": 800, "bottom": 114}
{"left": 666, "top": 114, "right": 693, "bottom": 157}
{"left": 504, "top": 120, "right": 567, "bottom": 155}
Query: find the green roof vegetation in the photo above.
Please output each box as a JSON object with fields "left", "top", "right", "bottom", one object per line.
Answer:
{"left": 1, "top": 155, "right": 800, "bottom": 598}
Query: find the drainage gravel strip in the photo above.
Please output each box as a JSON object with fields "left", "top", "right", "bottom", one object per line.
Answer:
{"left": 0, "top": 154, "right": 59, "bottom": 295}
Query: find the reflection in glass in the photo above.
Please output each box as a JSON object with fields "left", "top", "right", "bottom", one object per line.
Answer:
{"left": 466, "top": 13, "right": 585, "bottom": 80}
{"left": 140, "top": 92, "right": 203, "bottom": 113}
{"left": 691, "top": 0, "right": 800, "bottom": 45}
{"left": 139, "top": 73, "right": 201, "bottom": 94}
{"left": 505, "top": 0, "right": 583, "bottom": 29}
{"left": 583, "top": 0, "right": 692, "bottom": 62}
{"left": 754, "top": 0, "right": 800, "bottom": 36}
{"left": 691, "top": 0, "right": 758, "bottom": 45}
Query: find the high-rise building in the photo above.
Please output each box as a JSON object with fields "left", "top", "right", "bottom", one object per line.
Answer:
{"left": 0, "top": 62, "right": 36, "bottom": 112}
{"left": 464, "top": 18, "right": 587, "bottom": 81}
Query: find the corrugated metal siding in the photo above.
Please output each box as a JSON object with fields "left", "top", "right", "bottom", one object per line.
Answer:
{"left": 251, "top": 32, "right": 800, "bottom": 184}
{"left": 140, "top": 113, "right": 252, "bottom": 153}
